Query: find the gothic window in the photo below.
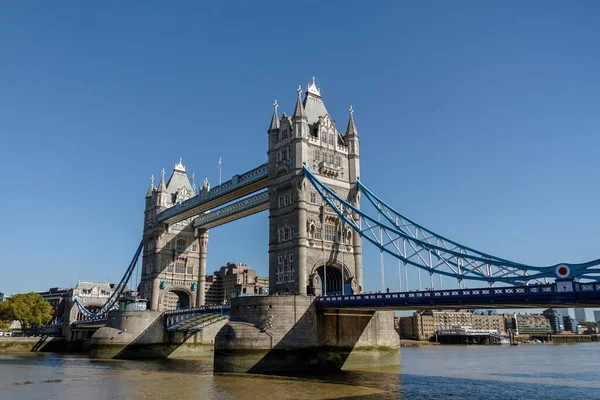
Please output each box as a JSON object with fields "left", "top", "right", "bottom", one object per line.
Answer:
{"left": 145, "top": 263, "right": 152, "bottom": 275}
{"left": 176, "top": 239, "right": 186, "bottom": 252}
{"left": 192, "top": 243, "right": 198, "bottom": 252}
{"left": 186, "top": 264, "right": 193, "bottom": 275}
{"left": 167, "top": 262, "right": 174, "bottom": 273}
{"left": 310, "top": 192, "right": 317, "bottom": 204}
{"left": 278, "top": 196, "right": 283, "bottom": 208}
{"left": 175, "top": 259, "right": 185, "bottom": 274}
{"left": 314, "top": 149, "right": 321, "bottom": 162}
{"left": 277, "top": 152, "right": 282, "bottom": 162}
{"left": 314, "top": 225, "right": 322, "bottom": 240}
{"left": 164, "top": 241, "right": 172, "bottom": 250}
{"left": 324, "top": 224, "right": 336, "bottom": 242}
{"left": 328, "top": 133, "right": 334, "bottom": 146}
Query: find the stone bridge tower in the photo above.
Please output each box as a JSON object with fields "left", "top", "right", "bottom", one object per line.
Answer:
{"left": 141, "top": 159, "right": 200, "bottom": 311}
{"left": 267, "top": 78, "right": 363, "bottom": 296}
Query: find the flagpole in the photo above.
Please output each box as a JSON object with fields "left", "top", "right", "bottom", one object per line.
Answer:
{"left": 218, "top": 157, "right": 222, "bottom": 185}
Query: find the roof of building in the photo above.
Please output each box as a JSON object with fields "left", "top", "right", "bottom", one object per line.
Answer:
{"left": 303, "top": 78, "right": 329, "bottom": 125}
{"left": 75, "top": 281, "right": 113, "bottom": 291}
{"left": 166, "top": 158, "right": 194, "bottom": 200}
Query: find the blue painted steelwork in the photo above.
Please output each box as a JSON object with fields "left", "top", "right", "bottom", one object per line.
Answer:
{"left": 303, "top": 165, "right": 600, "bottom": 284}
{"left": 157, "top": 163, "right": 268, "bottom": 224}
{"left": 74, "top": 240, "right": 144, "bottom": 319}
{"left": 316, "top": 281, "right": 600, "bottom": 310}
{"left": 193, "top": 191, "right": 269, "bottom": 229}
{"left": 164, "top": 305, "right": 230, "bottom": 332}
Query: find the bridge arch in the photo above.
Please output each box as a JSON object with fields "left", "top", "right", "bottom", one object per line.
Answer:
{"left": 159, "top": 288, "right": 193, "bottom": 311}
{"left": 310, "top": 261, "right": 354, "bottom": 296}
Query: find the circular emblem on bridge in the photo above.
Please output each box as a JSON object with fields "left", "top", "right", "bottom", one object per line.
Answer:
{"left": 555, "top": 264, "right": 571, "bottom": 279}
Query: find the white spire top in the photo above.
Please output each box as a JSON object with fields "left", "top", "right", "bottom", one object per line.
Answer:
{"left": 349, "top": 105, "right": 354, "bottom": 117}
{"left": 273, "top": 99, "right": 278, "bottom": 110}
{"left": 150, "top": 175, "right": 154, "bottom": 187}
{"left": 297, "top": 85, "right": 302, "bottom": 99}
{"left": 161, "top": 168, "right": 165, "bottom": 178}
{"left": 307, "top": 76, "right": 321, "bottom": 96}
{"left": 174, "top": 157, "right": 186, "bottom": 172}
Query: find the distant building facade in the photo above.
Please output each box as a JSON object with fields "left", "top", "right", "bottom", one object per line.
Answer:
{"left": 543, "top": 309, "right": 563, "bottom": 333}
{"left": 39, "top": 287, "right": 70, "bottom": 324}
{"left": 0, "top": 292, "right": 4, "bottom": 302}
{"left": 513, "top": 314, "right": 552, "bottom": 335}
{"left": 38, "top": 281, "right": 117, "bottom": 325}
{"left": 397, "top": 310, "right": 507, "bottom": 340}
{"left": 205, "top": 262, "right": 268, "bottom": 305}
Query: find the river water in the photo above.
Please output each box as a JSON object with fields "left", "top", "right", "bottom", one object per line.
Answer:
{"left": 1, "top": 343, "right": 599, "bottom": 400}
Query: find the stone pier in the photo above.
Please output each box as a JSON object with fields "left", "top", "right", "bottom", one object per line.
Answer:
{"left": 89, "top": 310, "right": 227, "bottom": 359}
{"left": 214, "top": 295, "right": 400, "bottom": 373}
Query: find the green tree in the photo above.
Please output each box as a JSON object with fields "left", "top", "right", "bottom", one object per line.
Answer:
{"left": 3, "top": 293, "right": 54, "bottom": 329}
{"left": 0, "top": 301, "right": 13, "bottom": 330}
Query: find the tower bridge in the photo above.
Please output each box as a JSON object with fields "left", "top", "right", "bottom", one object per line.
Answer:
{"left": 78, "top": 77, "right": 600, "bottom": 371}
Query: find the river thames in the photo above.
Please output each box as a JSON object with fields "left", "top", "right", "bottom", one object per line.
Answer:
{"left": 1, "top": 343, "right": 599, "bottom": 399}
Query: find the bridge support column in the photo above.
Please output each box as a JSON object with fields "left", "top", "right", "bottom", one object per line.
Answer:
{"left": 151, "top": 278, "right": 160, "bottom": 311}
{"left": 298, "top": 199, "right": 307, "bottom": 295}
{"left": 214, "top": 295, "right": 400, "bottom": 373}
{"left": 196, "top": 229, "right": 209, "bottom": 306}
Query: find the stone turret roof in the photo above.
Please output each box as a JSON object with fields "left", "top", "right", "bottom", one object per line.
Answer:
{"left": 166, "top": 158, "right": 193, "bottom": 199}
{"left": 268, "top": 100, "right": 280, "bottom": 131}
{"left": 146, "top": 175, "right": 155, "bottom": 197}
{"left": 303, "top": 77, "right": 329, "bottom": 125}
{"left": 292, "top": 85, "right": 307, "bottom": 120}
{"left": 346, "top": 105, "right": 359, "bottom": 138}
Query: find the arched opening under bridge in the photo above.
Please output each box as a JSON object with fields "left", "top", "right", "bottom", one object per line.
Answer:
{"left": 160, "top": 290, "right": 191, "bottom": 311}
{"left": 313, "top": 264, "right": 353, "bottom": 296}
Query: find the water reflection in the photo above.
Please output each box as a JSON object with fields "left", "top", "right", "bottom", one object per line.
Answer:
{"left": 1, "top": 344, "right": 599, "bottom": 400}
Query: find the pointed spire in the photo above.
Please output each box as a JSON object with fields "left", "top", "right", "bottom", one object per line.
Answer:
{"left": 268, "top": 99, "right": 280, "bottom": 131}
{"left": 346, "top": 105, "right": 359, "bottom": 138}
{"left": 293, "top": 85, "right": 307, "bottom": 120}
{"left": 146, "top": 175, "right": 155, "bottom": 197}
{"left": 157, "top": 168, "right": 167, "bottom": 192}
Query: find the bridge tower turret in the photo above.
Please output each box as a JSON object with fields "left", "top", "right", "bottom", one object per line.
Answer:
{"left": 267, "top": 78, "right": 363, "bottom": 296}
{"left": 141, "top": 160, "right": 200, "bottom": 311}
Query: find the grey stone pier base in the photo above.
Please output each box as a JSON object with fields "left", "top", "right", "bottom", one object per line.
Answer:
{"left": 89, "top": 310, "right": 227, "bottom": 359}
{"left": 214, "top": 295, "right": 400, "bottom": 373}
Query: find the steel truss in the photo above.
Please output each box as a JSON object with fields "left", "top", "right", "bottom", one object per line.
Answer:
{"left": 303, "top": 166, "right": 600, "bottom": 285}
{"left": 74, "top": 240, "right": 143, "bottom": 319}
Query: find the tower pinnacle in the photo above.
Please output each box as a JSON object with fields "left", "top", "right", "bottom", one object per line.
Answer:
{"left": 268, "top": 99, "right": 280, "bottom": 131}
{"left": 146, "top": 175, "right": 155, "bottom": 197}
{"left": 346, "top": 105, "right": 358, "bottom": 138}
{"left": 293, "top": 86, "right": 307, "bottom": 120}
{"left": 158, "top": 168, "right": 167, "bottom": 191}
{"left": 307, "top": 76, "right": 321, "bottom": 96}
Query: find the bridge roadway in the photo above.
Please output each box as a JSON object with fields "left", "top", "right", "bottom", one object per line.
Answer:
{"left": 316, "top": 280, "right": 600, "bottom": 310}
{"left": 157, "top": 163, "right": 268, "bottom": 226}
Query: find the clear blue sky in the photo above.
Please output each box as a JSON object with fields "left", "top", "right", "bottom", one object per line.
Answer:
{"left": 1, "top": 1, "right": 599, "bottom": 295}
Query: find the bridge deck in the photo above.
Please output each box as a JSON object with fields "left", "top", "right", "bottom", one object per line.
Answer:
{"left": 316, "top": 281, "right": 600, "bottom": 310}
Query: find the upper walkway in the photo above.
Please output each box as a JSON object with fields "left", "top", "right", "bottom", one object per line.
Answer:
{"left": 157, "top": 163, "right": 268, "bottom": 225}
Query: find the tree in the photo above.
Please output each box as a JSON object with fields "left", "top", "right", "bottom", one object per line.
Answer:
{"left": 1, "top": 293, "right": 54, "bottom": 329}
{"left": 0, "top": 301, "right": 13, "bottom": 330}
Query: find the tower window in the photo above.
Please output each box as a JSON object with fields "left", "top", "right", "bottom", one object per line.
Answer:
{"left": 176, "top": 239, "right": 186, "bottom": 252}
{"left": 310, "top": 192, "right": 317, "bottom": 204}
{"left": 175, "top": 259, "right": 185, "bottom": 274}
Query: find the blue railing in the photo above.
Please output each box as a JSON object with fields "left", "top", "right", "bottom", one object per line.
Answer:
{"left": 157, "top": 163, "right": 268, "bottom": 223}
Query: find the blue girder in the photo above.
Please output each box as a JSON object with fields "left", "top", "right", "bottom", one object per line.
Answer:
{"left": 74, "top": 240, "right": 143, "bottom": 319}
{"left": 303, "top": 165, "right": 600, "bottom": 284}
